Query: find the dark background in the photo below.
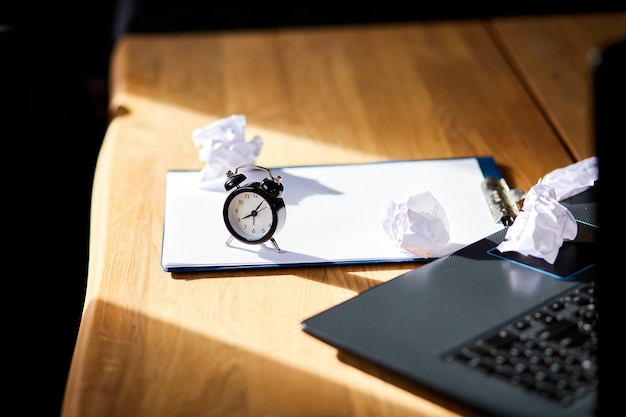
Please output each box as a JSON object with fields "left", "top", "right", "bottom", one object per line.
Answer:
{"left": 3, "top": 1, "right": 622, "bottom": 415}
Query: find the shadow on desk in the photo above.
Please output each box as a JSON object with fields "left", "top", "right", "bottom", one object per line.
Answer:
{"left": 113, "top": 1, "right": 625, "bottom": 38}
{"left": 172, "top": 263, "right": 422, "bottom": 295}
{"left": 67, "top": 298, "right": 479, "bottom": 416}
{"left": 337, "top": 351, "right": 482, "bottom": 417}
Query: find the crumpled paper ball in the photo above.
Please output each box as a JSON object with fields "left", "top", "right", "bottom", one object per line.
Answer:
{"left": 496, "top": 183, "right": 577, "bottom": 264}
{"left": 382, "top": 190, "right": 450, "bottom": 258}
{"left": 192, "top": 114, "right": 263, "bottom": 189}
{"left": 538, "top": 156, "right": 598, "bottom": 201}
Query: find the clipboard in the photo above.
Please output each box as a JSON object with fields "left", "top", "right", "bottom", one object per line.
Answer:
{"left": 161, "top": 157, "right": 506, "bottom": 272}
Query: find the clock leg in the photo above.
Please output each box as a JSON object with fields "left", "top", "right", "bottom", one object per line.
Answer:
{"left": 270, "top": 238, "right": 282, "bottom": 252}
{"left": 225, "top": 235, "right": 234, "bottom": 246}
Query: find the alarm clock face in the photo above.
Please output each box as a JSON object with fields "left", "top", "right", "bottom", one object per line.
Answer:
{"left": 223, "top": 188, "right": 280, "bottom": 244}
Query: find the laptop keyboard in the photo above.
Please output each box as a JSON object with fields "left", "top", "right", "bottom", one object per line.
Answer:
{"left": 445, "top": 282, "right": 598, "bottom": 407}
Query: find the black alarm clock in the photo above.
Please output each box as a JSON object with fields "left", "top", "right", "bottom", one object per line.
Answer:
{"left": 223, "top": 164, "right": 286, "bottom": 252}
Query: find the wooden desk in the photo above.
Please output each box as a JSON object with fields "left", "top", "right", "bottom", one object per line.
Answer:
{"left": 62, "top": 13, "right": 625, "bottom": 417}
{"left": 490, "top": 12, "right": 626, "bottom": 161}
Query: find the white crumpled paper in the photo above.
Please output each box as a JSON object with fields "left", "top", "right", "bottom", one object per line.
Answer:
{"left": 496, "top": 156, "right": 598, "bottom": 264}
{"left": 192, "top": 115, "right": 263, "bottom": 189}
{"left": 538, "top": 156, "right": 598, "bottom": 201}
{"left": 496, "top": 184, "right": 577, "bottom": 264}
{"left": 382, "top": 190, "right": 450, "bottom": 258}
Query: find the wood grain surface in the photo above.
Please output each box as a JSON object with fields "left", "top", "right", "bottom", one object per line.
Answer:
{"left": 491, "top": 12, "right": 626, "bottom": 161}
{"left": 62, "top": 14, "right": 622, "bottom": 417}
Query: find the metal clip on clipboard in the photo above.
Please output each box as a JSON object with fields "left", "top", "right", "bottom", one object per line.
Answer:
{"left": 481, "top": 178, "right": 524, "bottom": 226}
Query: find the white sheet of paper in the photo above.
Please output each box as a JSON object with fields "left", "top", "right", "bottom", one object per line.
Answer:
{"left": 161, "top": 158, "right": 505, "bottom": 271}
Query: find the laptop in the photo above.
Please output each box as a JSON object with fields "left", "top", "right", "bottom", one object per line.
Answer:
{"left": 301, "top": 38, "right": 625, "bottom": 417}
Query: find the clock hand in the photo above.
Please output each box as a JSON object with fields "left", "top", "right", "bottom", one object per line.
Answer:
{"left": 241, "top": 203, "right": 267, "bottom": 222}
{"left": 252, "top": 206, "right": 267, "bottom": 225}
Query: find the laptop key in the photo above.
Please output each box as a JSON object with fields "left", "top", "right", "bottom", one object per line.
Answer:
{"left": 535, "top": 319, "right": 578, "bottom": 341}
{"left": 481, "top": 329, "right": 519, "bottom": 349}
